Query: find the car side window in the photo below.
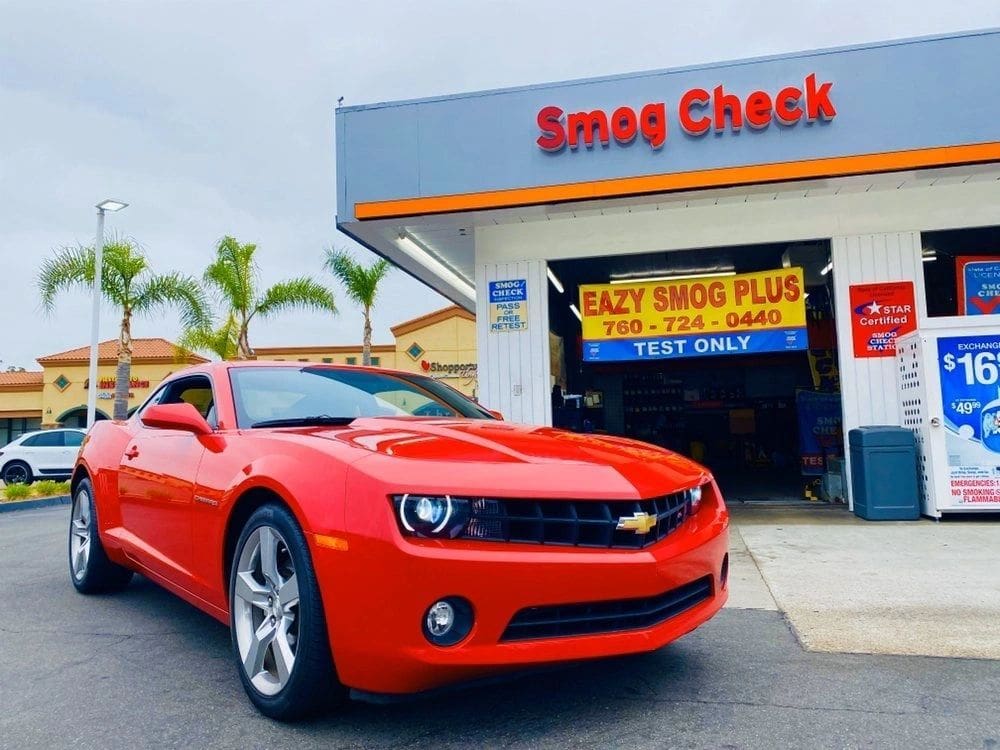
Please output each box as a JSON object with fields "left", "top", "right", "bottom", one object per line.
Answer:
{"left": 136, "top": 386, "right": 168, "bottom": 420}
{"left": 23, "top": 431, "right": 63, "bottom": 448}
{"left": 155, "top": 376, "right": 216, "bottom": 428}
{"left": 63, "top": 431, "right": 85, "bottom": 447}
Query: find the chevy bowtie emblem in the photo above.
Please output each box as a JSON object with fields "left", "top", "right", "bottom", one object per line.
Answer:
{"left": 616, "top": 511, "right": 657, "bottom": 535}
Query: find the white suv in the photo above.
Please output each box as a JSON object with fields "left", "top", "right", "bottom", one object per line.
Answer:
{"left": 0, "top": 428, "right": 86, "bottom": 484}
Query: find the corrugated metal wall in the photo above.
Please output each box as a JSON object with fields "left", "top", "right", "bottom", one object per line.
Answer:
{"left": 831, "top": 232, "right": 926, "bottom": 429}
{"left": 475, "top": 260, "right": 552, "bottom": 426}
{"left": 831, "top": 231, "right": 926, "bottom": 506}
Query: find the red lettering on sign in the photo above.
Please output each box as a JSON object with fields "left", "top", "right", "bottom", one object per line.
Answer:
{"left": 536, "top": 74, "right": 834, "bottom": 152}
{"left": 744, "top": 91, "right": 772, "bottom": 130}
{"left": 611, "top": 106, "right": 637, "bottom": 143}
{"left": 713, "top": 85, "right": 743, "bottom": 132}
{"left": 640, "top": 103, "right": 667, "bottom": 149}
{"left": 536, "top": 105, "right": 565, "bottom": 151}
{"left": 805, "top": 73, "right": 836, "bottom": 121}
{"left": 567, "top": 110, "right": 610, "bottom": 149}
{"left": 679, "top": 88, "right": 711, "bottom": 135}
{"left": 775, "top": 86, "right": 803, "bottom": 125}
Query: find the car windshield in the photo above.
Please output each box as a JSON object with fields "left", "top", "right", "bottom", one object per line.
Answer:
{"left": 230, "top": 366, "right": 494, "bottom": 428}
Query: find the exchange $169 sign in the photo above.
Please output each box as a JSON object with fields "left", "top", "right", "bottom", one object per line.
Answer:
{"left": 938, "top": 334, "right": 1000, "bottom": 507}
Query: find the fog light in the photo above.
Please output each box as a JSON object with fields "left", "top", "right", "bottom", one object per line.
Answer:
{"left": 423, "top": 597, "right": 474, "bottom": 646}
{"left": 426, "top": 601, "right": 454, "bottom": 636}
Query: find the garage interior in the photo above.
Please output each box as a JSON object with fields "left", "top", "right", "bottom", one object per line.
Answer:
{"left": 547, "top": 240, "right": 839, "bottom": 503}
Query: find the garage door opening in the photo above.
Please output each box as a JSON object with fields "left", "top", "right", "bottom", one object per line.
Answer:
{"left": 547, "top": 240, "right": 843, "bottom": 503}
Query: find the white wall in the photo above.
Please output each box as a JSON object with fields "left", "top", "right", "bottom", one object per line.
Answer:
{"left": 831, "top": 232, "right": 927, "bottom": 430}
{"left": 474, "top": 259, "right": 552, "bottom": 426}
{"left": 830, "top": 232, "right": 927, "bottom": 507}
{"left": 476, "top": 177, "right": 1000, "bottom": 263}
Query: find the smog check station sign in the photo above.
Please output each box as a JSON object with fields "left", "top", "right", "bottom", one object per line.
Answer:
{"left": 848, "top": 281, "right": 916, "bottom": 358}
{"left": 580, "top": 268, "right": 808, "bottom": 362}
{"left": 488, "top": 279, "right": 528, "bottom": 333}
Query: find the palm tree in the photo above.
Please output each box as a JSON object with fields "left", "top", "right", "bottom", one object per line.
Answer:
{"left": 203, "top": 236, "right": 337, "bottom": 359}
{"left": 39, "top": 238, "right": 209, "bottom": 420}
{"left": 324, "top": 249, "right": 391, "bottom": 366}
{"left": 177, "top": 314, "right": 240, "bottom": 361}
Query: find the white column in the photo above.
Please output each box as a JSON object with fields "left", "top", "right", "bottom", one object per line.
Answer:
{"left": 475, "top": 259, "right": 552, "bottom": 425}
{"left": 831, "top": 230, "right": 925, "bottom": 506}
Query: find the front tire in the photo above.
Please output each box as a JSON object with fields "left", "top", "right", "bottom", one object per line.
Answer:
{"left": 69, "top": 477, "right": 134, "bottom": 593}
{"left": 229, "top": 503, "right": 341, "bottom": 720}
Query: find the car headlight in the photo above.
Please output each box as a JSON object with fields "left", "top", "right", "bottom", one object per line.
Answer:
{"left": 393, "top": 494, "right": 471, "bottom": 538}
{"left": 688, "top": 483, "right": 705, "bottom": 512}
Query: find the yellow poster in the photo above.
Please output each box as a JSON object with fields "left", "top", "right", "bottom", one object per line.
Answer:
{"left": 579, "top": 268, "right": 808, "bottom": 362}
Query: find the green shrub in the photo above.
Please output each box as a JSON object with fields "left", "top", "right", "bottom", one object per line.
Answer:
{"left": 3, "top": 483, "right": 32, "bottom": 501}
{"left": 32, "top": 480, "right": 70, "bottom": 498}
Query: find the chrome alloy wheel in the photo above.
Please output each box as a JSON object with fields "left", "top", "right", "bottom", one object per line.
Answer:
{"left": 233, "top": 526, "right": 300, "bottom": 696}
{"left": 69, "top": 489, "right": 91, "bottom": 581}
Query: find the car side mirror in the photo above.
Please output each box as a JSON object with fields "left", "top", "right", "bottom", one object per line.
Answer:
{"left": 141, "top": 403, "right": 213, "bottom": 435}
{"left": 487, "top": 409, "right": 504, "bottom": 421}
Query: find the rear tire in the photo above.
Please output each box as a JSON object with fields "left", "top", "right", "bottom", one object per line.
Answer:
{"left": 69, "top": 477, "right": 134, "bottom": 594}
{"left": 3, "top": 461, "right": 32, "bottom": 485}
{"left": 229, "top": 503, "right": 342, "bottom": 720}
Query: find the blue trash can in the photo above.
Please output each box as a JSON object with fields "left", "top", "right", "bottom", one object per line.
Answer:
{"left": 848, "top": 426, "right": 920, "bottom": 520}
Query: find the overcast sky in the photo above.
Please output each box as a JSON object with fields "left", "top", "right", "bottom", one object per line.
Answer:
{"left": 2, "top": 2, "right": 999, "bottom": 369}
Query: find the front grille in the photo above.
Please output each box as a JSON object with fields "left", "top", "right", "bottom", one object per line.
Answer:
{"left": 502, "top": 576, "right": 713, "bottom": 641}
{"left": 462, "top": 491, "right": 693, "bottom": 549}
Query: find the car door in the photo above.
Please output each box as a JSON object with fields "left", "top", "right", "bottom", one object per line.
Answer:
{"left": 117, "top": 375, "right": 214, "bottom": 588}
{"left": 20, "top": 430, "right": 64, "bottom": 476}
{"left": 58, "top": 430, "right": 84, "bottom": 473}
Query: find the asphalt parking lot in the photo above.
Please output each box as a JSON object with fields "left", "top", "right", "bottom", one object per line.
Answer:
{"left": 2, "top": 506, "right": 999, "bottom": 750}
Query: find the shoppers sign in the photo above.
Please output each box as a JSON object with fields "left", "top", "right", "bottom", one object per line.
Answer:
{"left": 579, "top": 268, "right": 808, "bottom": 362}
{"left": 956, "top": 257, "right": 1000, "bottom": 315}
{"left": 420, "top": 360, "right": 477, "bottom": 378}
{"left": 488, "top": 279, "right": 528, "bottom": 333}
{"left": 848, "top": 281, "right": 916, "bottom": 358}
{"left": 537, "top": 74, "right": 835, "bottom": 152}
{"left": 937, "top": 334, "right": 1000, "bottom": 507}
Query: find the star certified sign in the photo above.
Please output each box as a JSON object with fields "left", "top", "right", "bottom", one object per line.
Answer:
{"left": 616, "top": 511, "right": 657, "bottom": 535}
{"left": 848, "top": 281, "right": 916, "bottom": 358}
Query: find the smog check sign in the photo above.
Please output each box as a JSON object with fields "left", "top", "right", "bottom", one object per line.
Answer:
{"left": 579, "top": 268, "right": 808, "bottom": 362}
{"left": 488, "top": 279, "right": 528, "bottom": 333}
{"left": 848, "top": 281, "right": 916, "bottom": 358}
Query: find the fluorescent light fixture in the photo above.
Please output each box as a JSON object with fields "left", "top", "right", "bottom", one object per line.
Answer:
{"left": 820, "top": 261, "right": 833, "bottom": 276}
{"left": 569, "top": 304, "right": 582, "bottom": 321}
{"left": 547, "top": 267, "right": 564, "bottom": 294}
{"left": 395, "top": 233, "right": 476, "bottom": 302}
{"left": 609, "top": 270, "right": 736, "bottom": 284}
{"left": 96, "top": 199, "right": 128, "bottom": 212}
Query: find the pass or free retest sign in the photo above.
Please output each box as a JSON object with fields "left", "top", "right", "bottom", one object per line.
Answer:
{"left": 579, "top": 268, "right": 808, "bottom": 362}
{"left": 488, "top": 279, "right": 528, "bottom": 333}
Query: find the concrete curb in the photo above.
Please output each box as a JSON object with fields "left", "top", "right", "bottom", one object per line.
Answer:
{"left": 0, "top": 495, "right": 71, "bottom": 514}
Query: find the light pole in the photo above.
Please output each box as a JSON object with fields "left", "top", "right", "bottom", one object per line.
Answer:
{"left": 86, "top": 199, "right": 128, "bottom": 429}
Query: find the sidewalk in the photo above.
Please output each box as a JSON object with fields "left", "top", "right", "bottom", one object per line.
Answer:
{"left": 725, "top": 503, "right": 1000, "bottom": 659}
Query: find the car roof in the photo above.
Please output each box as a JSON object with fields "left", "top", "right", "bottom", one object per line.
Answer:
{"left": 184, "top": 359, "right": 433, "bottom": 381}
{"left": 16, "top": 427, "right": 84, "bottom": 440}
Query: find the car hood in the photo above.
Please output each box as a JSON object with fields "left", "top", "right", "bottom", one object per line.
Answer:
{"left": 297, "top": 418, "right": 709, "bottom": 494}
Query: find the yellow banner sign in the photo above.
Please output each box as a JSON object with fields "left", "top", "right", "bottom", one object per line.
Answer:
{"left": 578, "top": 268, "right": 807, "bottom": 361}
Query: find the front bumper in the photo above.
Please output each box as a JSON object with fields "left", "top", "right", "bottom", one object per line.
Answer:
{"left": 311, "top": 483, "right": 729, "bottom": 695}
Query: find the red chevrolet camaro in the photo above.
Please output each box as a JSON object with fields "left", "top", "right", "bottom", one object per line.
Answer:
{"left": 68, "top": 361, "right": 729, "bottom": 720}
